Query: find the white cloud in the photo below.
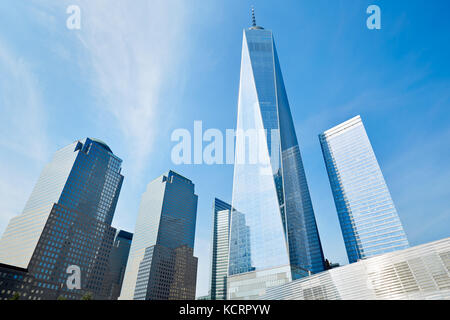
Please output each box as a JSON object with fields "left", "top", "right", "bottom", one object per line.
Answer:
{"left": 71, "top": 0, "right": 191, "bottom": 176}
{"left": 0, "top": 38, "right": 50, "bottom": 234}
{"left": 25, "top": 0, "right": 191, "bottom": 176}
{"left": 0, "top": 39, "right": 49, "bottom": 162}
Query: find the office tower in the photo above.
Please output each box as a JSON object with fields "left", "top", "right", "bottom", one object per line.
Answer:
{"left": 261, "top": 237, "right": 450, "bottom": 300}
{"left": 119, "top": 171, "right": 198, "bottom": 300}
{"left": 105, "top": 229, "right": 133, "bottom": 300}
{"left": 0, "top": 138, "right": 124, "bottom": 300}
{"left": 228, "top": 11, "right": 325, "bottom": 299}
{"left": 319, "top": 115, "right": 409, "bottom": 263}
{"left": 209, "top": 198, "right": 232, "bottom": 300}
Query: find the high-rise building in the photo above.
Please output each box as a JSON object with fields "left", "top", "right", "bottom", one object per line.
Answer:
{"left": 319, "top": 115, "right": 409, "bottom": 263}
{"left": 228, "top": 11, "right": 325, "bottom": 299}
{"left": 209, "top": 198, "right": 232, "bottom": 300}
{"left": 105, "top": 229, "right": 133, "bottom": 300}
{"left": 0, "top": 138, "right": 124, "bottom": 300}
{"left": 261, "top": 237, "right": 450, "bottom": 300}
{"left": 119, "top": 171, "right": 198, "bottom": 300}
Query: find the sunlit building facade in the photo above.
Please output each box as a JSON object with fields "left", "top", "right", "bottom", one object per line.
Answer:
{"left": 228, "top": 15, "right": 325, "bottom": 299}
{"left": 319, "top": 116, "right": 409, "bottom": 263}
{"left": 119, "top": 171, "right": 198, "bottom": 300}
{"left": 261, "top": 237, "right": 450, "bottom": 300}
{"left": 0, "top": 138, "right": 124, "bottom": 300}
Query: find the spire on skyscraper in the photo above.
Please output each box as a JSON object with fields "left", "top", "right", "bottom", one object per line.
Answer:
{"left": 251, "top": 6, "right": 256, "bottom": 27}
{"left": 250, "top": 6, "right": 263, "bottom": 30}
{"left": 228, "top": 15, "right": 325, "bottom": 300}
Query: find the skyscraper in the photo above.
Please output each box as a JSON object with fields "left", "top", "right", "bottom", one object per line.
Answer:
{"left": 0, "top": 138, "right": 124, "bottom": 300}
{"left": 209, "top": 198, "right": 232, "bottom": 300}
{"left": 105, "top": 229, "right": 133, "bottom": 300}
{"left": 319, "top": 115, "right": 409, "bottom": 263}
{"left": 227, "top": 12, "right": 325, "bottom": 299}
{"left": 119, "top": 171, "right": 198, "bottom": 300}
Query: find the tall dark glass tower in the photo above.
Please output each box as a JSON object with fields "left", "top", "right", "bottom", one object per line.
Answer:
{"left": 105, "top": 229, "right": 133, "bottom": 300}
{"left": 0, "top": 138, "right": 124, "bottom": 300}
{"left": 228, "top": 12, "right": 325, "bottom": 299}
{"left": 209, "top": 198, "right": 232, "bottom": 300}
{"left": 119, "top": 171, "right": 198, "bottom": 300}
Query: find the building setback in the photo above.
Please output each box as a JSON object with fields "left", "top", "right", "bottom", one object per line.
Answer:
{"left": 319, "top": 116, "right": 409, "bottom": 263}
{"left": 104, "top": 229, "right": 133, "bottom": 300}
{"left": 0, "top": 138, "right": 124, "bottom": 300}
{"left": 119, "top": 171, "right": 198, "bottom": 300}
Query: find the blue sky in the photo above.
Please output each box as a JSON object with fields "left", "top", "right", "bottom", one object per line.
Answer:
{"left": 0, "top": 0, "right": 449, "bottom": 297}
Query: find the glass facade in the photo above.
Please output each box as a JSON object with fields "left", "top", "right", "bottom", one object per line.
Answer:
{"left": 261, "top": 237, "right": 450, "bottom": 300}
{"left": 209, "top": 198, "right": 232, "bottom": 300}
{"left": 0, "top": 138, "right": 124, "bottom": 299}
{"left": 104, "top": 229, "right": 133, "bottom": 300}
{"left": 119, "top": 171, "right": 198, "bottom": 300}
{"left": 228, "top": 23, "right": 325, "bottom": 299}
{"left": 319, "top": 116, "right": 409, "bottom": 263}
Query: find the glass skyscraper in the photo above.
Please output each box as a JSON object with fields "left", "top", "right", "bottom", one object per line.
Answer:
{"left": 228, "top": 14, "right": 325, "bottom": 299}
{"left": 0, "top": 138, "right": 124, "bottom": 300}
{"left": 119, "top": 171, "right": 198, "bottom": 300}
{"left": 209, "top": 198, "right": 232, "bottom": 300}
{"left": 319, "top": 115, "right": 409, "bottom": 263}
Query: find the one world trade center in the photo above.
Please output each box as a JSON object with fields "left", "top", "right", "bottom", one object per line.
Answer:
{"left": 228, "top": 10, "right": 325, "bottom": 299}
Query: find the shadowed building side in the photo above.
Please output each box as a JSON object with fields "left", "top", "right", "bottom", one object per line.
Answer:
{"left": 104, "top": 229, "right": 133, "bottom": 300}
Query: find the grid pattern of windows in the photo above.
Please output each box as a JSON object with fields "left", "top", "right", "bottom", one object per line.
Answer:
{"left": 228, "top": 265, "right": 292, "bottom": 300}
{"left": 0, "top": 143, "right": 78, "bottom": 269}
{"left": 0, "top": 264, "right": 54, "bottom": 300}
{"left": 132, "top": 244, "right": 198, "bottom": 300}
{"left": 104, "top": 230, "right": 133, "bottom": 300}
{"left": 209, "top": 199, "right": 232, "bottom": 300}
{"left": 0, "top": 138, "right": 124, "bottom": 300}
{"left": 319, "top": 116, "right": 409, "bottom": 263}
{"left": 119, "top": 171, "right": 198, "bottom": 300}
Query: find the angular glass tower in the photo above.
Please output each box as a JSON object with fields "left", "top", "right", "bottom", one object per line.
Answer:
{"left": 0, "top": 138, "right": 124, "bottom": 300}
{"left": 228, "top": 14, "right": 325, "bottom": 299}
{"left": 119, "top": 171, "right": 198, "bottom": 300}
{"left": 319, "top": 115, "right": 409, "bottom": 264}
{"left": 209, "top": 198, "right": 232, "bottom": 300}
